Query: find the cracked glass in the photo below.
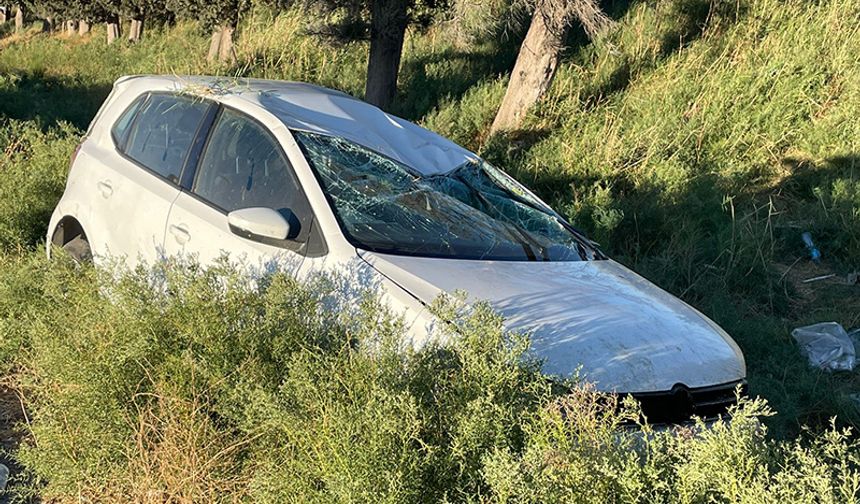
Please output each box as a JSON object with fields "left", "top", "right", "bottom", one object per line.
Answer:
{"left": 293, "top": 131, "right": 601, "bottom": 261}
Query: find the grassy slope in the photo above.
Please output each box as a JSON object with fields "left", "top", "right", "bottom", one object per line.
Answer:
{"left": 0, "top": 0, "right": 858, "bottom": 444}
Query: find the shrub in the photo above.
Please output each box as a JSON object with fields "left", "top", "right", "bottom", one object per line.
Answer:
{"left": 0, "top": 119, "right": 79, "bottom": 251}
{"left": 4, "top": 257, "right": 859, "bottom": 502}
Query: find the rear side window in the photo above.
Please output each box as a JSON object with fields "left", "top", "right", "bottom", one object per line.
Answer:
{"left": 111, "top": 95, "right": 146, "bottom": 149}
{"left": 123, "top": 94, "right": 210, "bottom": 182}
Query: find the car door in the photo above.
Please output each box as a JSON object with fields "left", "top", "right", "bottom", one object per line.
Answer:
{"left": 94, "top": 92, "right": 213, "bottom": 267}
{"left": 163, "top": 106, "right": 326, "bottom": 277}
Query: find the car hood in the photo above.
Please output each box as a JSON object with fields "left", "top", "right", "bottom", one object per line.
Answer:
{"left": 359, "top": 252, "right": 746, "bottom": 393}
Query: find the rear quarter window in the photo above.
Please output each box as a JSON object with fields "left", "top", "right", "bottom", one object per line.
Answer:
{"left": 110, "top": 94, "right": 146, "bottom": 149}
{"left": 122, "top": 94, "right": 211, "bottom": 182}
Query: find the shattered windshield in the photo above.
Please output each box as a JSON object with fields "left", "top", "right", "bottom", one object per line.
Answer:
{"left": 293, "top": 131, "right": 602, "bottom": 261}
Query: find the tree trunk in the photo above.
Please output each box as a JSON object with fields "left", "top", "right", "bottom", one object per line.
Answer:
{"left": 78, "top": 20, "right": 90, "bottom": 36}
{"left": 207, "top": 25, "right": 236, "bottom": 64}
{"left": 364, "top": 0, "right": 409, "bottom": 111}
{"left": 490, "top": 0, "right": 571, "bottom": 133}
{"left": 490, "top": 0, "right": 612, "bottom": 134}
{"left": 128, "top": 17, "right": 143, "bottom": 42}
{"left": 106, "top": 17, "right": 121, "bottom": 44}
{"left": 65, "top": 20, "right": 77, "bottom": 36}
{"left": 42, "top": 16, "right": 53, "bottom": 32}
{"left": 218, "top": 25, "right": 236, "bottom": 64}
{"left": 207, "top": 27, "right": 222, "bottom": 62}
{"left": 14, "top": 3, "right": 22, "bottom": 33}
{"left": 162, "top": 12, "right": 175, "bottom": 30}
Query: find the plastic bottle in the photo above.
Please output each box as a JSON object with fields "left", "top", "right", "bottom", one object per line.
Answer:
{"left": 801, "top": 232, "right": 821, "bottom": 262}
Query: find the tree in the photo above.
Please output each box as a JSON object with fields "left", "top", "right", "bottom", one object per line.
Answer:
{"left": 303, "top": 0, "right": 448, "bottom": 110}
{"left": 121, "top": 0, "right": 169, "bottom": 42}
{"left": 124, "top": 1, "right": 146, "bottom": 42}
{"left": 0, "top": 6, "right": 7, "bottom": 24}
{"left": 490, "top": 0, "right": 612, "bottom": 133}
{"left": 168, "top": 0, "right": 249, "bottom": 64}
{"left": 21, "top": 1, "right": 65, "bottom": 32}
{"left": 104, "top": 3, "right": 121, "bottom": 43}
{"left": 14, "top": 3, "right": 23, "bottom": 32}
{"left": 78, "top": 0, "right": 168, "bottom": 43}
{"left": 48, "top": 0, "right": 108, "bottom": 38}
{"left": 365, "top": 0, "right": 410, "bottom": 109}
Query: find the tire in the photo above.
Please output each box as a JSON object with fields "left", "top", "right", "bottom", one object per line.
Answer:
{"left": 62, "top": 235, "right": 93, "bottom": 264}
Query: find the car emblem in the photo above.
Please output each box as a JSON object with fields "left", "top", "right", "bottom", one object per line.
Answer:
{"left": 670, "top": 383, "right": 694, "bottom": 416}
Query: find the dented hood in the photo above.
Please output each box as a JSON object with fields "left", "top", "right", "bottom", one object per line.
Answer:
{"left": 360, "top": 252, "right": 746, "bottom": 393}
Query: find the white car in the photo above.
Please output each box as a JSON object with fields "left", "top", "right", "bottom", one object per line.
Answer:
{"left": 48, "top": 75, "right": 746, "bottom": 423}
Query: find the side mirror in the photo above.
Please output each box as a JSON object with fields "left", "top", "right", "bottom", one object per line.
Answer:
{"left": 227, "top": 207, "right": 290, "bottom": 244}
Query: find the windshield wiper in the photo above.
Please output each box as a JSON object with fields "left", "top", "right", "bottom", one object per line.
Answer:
{"left": 469, "top": 164, "right": 603, "bottom": 259}
{"left": 444, "top": 169, "right": 549, "bottom": 261}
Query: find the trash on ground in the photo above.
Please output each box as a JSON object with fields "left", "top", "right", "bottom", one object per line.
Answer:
{"left": 802, "top": 273, "right": 837, "bottom": 283}
{"left": 801, "top": 231, "right": 821, "bottom": 262}
{"left": 791, "top": 322, "right": 855, "bottom": 372}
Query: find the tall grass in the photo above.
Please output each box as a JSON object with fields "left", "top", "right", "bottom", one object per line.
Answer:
{"left": 0, "top": 119, "right": 77, "bottom": 251}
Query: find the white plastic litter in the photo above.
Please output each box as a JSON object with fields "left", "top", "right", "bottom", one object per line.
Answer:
{"left": 791, "top": 322, "right": 856, "bottom": 372}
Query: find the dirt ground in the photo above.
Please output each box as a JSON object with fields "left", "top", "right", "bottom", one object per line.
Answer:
{"left": 774, "top": 259, "right": 860, "bottom": 329}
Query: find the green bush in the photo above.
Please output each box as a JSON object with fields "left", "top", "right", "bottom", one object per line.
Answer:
{"left": 0, "top": 119, "right": 79, "bottom": 251}
{"left": 4, "top": 258, "right": 859, "bottom": 502}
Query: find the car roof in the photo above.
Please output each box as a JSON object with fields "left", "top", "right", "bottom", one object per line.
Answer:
{"left": 117, "top": 75, "right": 476, "bottom": 175}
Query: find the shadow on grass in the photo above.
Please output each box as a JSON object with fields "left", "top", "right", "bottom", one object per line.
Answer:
{"left": 780, "top": 154, "right": 860, "bottom": 199}
{"left": 395, "top": 45, "right": 518, "bottom": 121}
{"left": 614, "top": 159, "right": 859, "bottom": 438}
{"left": 0, "top": 71, "right": 112, "bottom": 129}
{"left": 572, "top": 0, "right": 743, "bottom": 110}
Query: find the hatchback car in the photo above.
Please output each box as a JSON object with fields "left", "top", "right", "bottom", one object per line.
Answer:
{"left": 48, "top": 75, "right": 746, "bottom": 423}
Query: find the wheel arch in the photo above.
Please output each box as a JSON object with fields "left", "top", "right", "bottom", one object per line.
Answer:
{"left": 51, "top": 216, "right": 89, "bottom": 248}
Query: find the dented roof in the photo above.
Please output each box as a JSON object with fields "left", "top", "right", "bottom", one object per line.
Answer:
{"left": 120, "top": 75, "right": 476, "bottom": 176}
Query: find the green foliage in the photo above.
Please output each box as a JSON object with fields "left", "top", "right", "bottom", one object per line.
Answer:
{"left": 32, "top": 0, "right": 112, "bottom": 22}
{"left": 0, "top": 252, "right": 55, "bottom": 375}
{"left": 483, "top": 398, "right": 860, "bottom": 503}
{"left": 0, "top": 119, "right": 78, "bottom": 251}
{"left": 167, "top": 0, "right": 247, "bottom": 28}
{"left": 18, "top": 0, "right": 57, "bottom": 21}
{"left": 298, "top": 0, "right": 451, "bottom": 43}
{"left": 2, "top": 258, "right": 859, "bottom": 502}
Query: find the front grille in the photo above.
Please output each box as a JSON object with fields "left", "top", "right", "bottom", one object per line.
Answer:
{"left": 627, "top": 380, "right": 747, "bottom": 425}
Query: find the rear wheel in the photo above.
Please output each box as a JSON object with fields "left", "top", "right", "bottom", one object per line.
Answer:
{"left": 60, "top": 234, "right": 92, "bottom": 264}
{"left": 51, "top": 218, "right": 93, "bottom": 264}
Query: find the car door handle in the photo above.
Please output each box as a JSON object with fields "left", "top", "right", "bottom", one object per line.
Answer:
{"left": 169, "top": 224, "right": 191, "bottom": 245}
{"left": 97, "top": 180, "right": 113, "bottom": 198}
